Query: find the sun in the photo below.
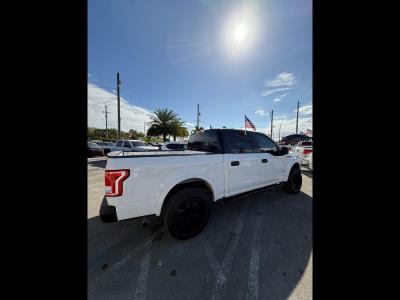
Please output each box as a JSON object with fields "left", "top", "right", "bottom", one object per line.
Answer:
{"left": 234, "top": 22, "right": 247, "bottom": 43}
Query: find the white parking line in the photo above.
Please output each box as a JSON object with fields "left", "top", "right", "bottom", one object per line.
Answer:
{"left": 88, "top": 228, "right": 162, "bottom": 295}
{"left": 133, "top": 239, "right": 153, "bottom": 300}
{"left": 202, "top": 236, "right": 224, "bottom": 282}
{"left": 246, "top": 215, "right": 262, "bottom": 300}
{"left": 210, "top": 202, "right": 248, "bottom": 300}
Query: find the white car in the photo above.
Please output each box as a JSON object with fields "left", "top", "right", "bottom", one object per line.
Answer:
{"left": 100, "top": 129, "right": 302, "bottom": 239}
{"left": 113, "top": 140, "right": 159, "bottom": 152}
{"left": 307, "top": 152, "right": 313, "bottom": 170}
{"left": 160, "top": 141, "right": 187, "bottom": 151}
{"left": 293, "top": 141, "right": 313, "bottom": 166}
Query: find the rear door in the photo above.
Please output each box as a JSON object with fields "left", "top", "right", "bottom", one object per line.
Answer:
{"left": 122, "top": 141, "right": 133, "bottom": 151}
{"left": 221, "top": 130, "right": 262, "bottom": 196}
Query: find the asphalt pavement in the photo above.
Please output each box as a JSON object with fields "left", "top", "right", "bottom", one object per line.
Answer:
{"left": 88, "top": 157, "right": 313, "bottom": 300}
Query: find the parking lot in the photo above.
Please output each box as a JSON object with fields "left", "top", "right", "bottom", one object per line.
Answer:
{"left": 88, "top": 157, "right": 313, "bottom": 300}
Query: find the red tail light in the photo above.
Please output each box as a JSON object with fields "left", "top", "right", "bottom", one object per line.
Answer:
{"left": 303, "top": 149, "right": 313, "bottom": 155}
{"left": 105, "top": 169, "right": 130, "bottom": 197}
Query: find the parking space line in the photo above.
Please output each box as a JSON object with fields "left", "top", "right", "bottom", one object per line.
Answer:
{"left": 88, "top": 228, "right": 162, "bottom": 295}
{"left": 202, "top": 236, "right": 223, "bottom": 281}
{"left": 246, "top": 214, "right": 262, "bottom": 300}
{"left": 210, "top": 202, "right": 248, "bottom": 300}
{"left": 133, "top": 239, "right": 153, "bottom": 300}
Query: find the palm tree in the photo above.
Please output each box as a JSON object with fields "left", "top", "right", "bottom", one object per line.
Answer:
{"left": 147, "top": 108, "right": 177, "bottom": 142}
{"left": 170, "top": 117, "right": 189, "bottom": 141}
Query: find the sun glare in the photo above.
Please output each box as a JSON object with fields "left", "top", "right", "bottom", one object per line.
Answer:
{"left": 234, "top": 22, "right": 247, "bottom": 43}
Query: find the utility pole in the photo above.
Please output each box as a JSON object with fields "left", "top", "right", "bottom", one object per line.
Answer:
{"left": 270, "top": 110, "right": 274, "bottom": 138}
{"left": 279, "top": 124, "right": 281, "bottom": 142}
{"left": 117, "top": 73, "right": 121, "bottom": 139}
{"left": 296, "top": 100, "right": 300, "bottom": 134}
{"left": 196, "top": 104, "right": 200, "bottom": 130}
{"left": 102, "top": 105, "right": 110, "bottom": 139}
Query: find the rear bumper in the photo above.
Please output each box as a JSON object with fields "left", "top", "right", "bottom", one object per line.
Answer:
{"left": 99, "top": 197, "right": 118, "bottom": 223}
{"left": 300, "top": 157, "right": 310, "bottom": 165}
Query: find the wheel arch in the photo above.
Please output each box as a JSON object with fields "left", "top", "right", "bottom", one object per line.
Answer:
{"left": 157, "top": 177, "right": 215, "bottom": 217}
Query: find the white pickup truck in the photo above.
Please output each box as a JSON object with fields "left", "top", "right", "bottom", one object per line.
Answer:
{"left": 293, "top": 141, "right": 313, "bottom": 168}
{"left": 100, "top": 129, "right": 302, "bottom": 239}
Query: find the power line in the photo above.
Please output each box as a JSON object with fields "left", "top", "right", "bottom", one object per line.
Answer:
{"left": 119, "top": 88, "right": 153, "bottom": 111}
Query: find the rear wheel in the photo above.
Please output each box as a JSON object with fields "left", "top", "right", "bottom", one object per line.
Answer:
{"left": 284, "top": 166, "right": 302, "bottom": 193}
{"left": 163, "top": 187, "right": 211, "bottom": 240}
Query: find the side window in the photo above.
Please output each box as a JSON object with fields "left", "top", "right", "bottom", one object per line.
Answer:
{"left": 187, "top": 130, "right": 221, "bottom": 153}
{"left": 251, "top": 133, "right": 278, "bottom": 153}
{"left": 123, "top": 141, "right": 132, "bottom": 148}
{"left": 222, "top": 131, "right": 253, "bottom": 154}
{"left": 116, "top": 141, "right": 123, "bottom": 147}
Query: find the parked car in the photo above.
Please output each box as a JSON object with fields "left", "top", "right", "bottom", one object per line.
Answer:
{"left": 148, "top": 142, "right": 162, "bottom": 149}
{"left": 307, "top": 152, "right": 313, "bottom": 170}
{"left": 161, "top": 141, "right": 187, "bottom": 151}
{"left": 100, "top": 129, "right": 301, "bottom": 240}
{"left": 87, "top": 142, "right": 104, "bottom": 157}
{"left": 114, "top": 140, "right": 159, "bottom": 152}
{"left": 97, "top": 142, "right": 118, "bottom": 155}
{"left": 293, "top": 141, "right": 313, "bottom": 166}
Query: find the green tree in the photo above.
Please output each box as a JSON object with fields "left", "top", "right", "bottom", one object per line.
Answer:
{"left": 170, "top": 117, "right": 189, "bottom": 141}
{"left": 128, "top": 129, "right": 145, "bottom": 140}
{"left": 147, "top": 108, "right": 177, "bottom": 142}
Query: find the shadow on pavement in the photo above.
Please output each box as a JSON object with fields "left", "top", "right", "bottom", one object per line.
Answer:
{"left": 88, "top": 186, "right": 312, "bottom": 300}
{"left": 88, "top": 159, "right": 107, "bottom": 169}
{"left": 301, "top": 168, "right": 313, "bottom": 179}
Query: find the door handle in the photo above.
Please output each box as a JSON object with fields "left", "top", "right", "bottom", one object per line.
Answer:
{"left": 262, "top": 158, "right": 268, "bottom": 163}
{"left": 231, "top": 161, "right": 240, "bottom": 166}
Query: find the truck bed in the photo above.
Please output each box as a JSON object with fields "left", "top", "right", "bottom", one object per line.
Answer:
{"left": 107, "top": 150, "right": 211, "bottom": 158}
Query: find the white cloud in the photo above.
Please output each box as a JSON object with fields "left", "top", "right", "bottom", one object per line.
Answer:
{"left": 293, "top": 104, "right": 312, "bottom": 115}
{"left": 280, "top": 93, "right": 288, "bottom": 98}
{"left": 265, "top": 72, "right": 296, "bottom": 87}
{"left": 273, "top": 98, "right": 281, "bottom": 102}
{"left": 255, "top": 109, "right": 267, "bottom": 117}
{"left": 185, "top": 122, "right": 195, "bottom": 127}
{"left": 261, "top": 87, "right": 292, "bottom": 97}
{"left": 88, "top": 83, "right": 153, "bottom": 133}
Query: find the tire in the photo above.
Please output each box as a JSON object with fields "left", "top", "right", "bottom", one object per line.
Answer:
{"left": 163, "top": 187, "right": 211, "bottom": 240}
{"left": 284, "top": 166, "right": 302, "bottom": 193}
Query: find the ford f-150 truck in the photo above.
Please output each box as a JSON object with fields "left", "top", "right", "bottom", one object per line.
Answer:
{"left": 100, "top": 129, "right": 302, "bottom": 239}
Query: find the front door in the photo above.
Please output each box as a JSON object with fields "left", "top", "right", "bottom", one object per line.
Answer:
{"left": 221, "top": 130, "right": 262, "bottom": 196}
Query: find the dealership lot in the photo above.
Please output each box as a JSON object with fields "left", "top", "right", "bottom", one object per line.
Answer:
{"left": 88, "top": 158, "right": 312, "bottom": 300}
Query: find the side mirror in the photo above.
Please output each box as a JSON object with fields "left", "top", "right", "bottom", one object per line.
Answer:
{"left": 280, "top": 147, "right": 289, "bottom": 155}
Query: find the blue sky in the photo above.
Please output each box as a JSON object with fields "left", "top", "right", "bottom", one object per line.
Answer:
{"left": 88, "top": 0, "right": 312, "bottom": 137}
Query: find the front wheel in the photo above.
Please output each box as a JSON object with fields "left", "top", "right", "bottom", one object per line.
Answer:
{"left": 284, "top": 166, "right": 302, "bottom": 193}
{"left": 163, "top": 187, "right": 211, "bottom": 240}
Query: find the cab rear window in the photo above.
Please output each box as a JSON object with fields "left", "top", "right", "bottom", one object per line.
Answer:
{"left": 187, "top": 131, "right": 221, "bottom": 153}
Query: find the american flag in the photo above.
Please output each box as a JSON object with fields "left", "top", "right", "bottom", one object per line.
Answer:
{"left": 245, "top": 116, "right": 256, "bottom": 131}
{"left": 306, "top": 128, "right": 312, "bottom": 136}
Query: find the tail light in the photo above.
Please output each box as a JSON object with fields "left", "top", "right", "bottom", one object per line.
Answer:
{"left": 303, "top": 149, "right": 313, "bottom": 156}
{"left": 105, "top": 169, "right": 130, "bottom": 197}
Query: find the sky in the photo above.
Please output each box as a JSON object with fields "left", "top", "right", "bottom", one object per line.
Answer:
{"left": 88, "top": 0, "right": 312, "bottom": 138}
